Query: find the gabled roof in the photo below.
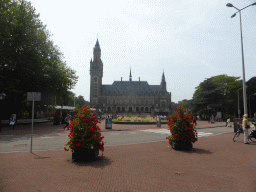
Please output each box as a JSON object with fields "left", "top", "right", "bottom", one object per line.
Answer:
{"left": 101, "top": 81, "right": 163, "bottom": 95}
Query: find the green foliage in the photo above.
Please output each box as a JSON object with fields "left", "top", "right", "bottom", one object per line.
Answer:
{"left": 166, "top": 106, "right": 197, "bottom": 143}
{"left": 0, "top": 0, "right": 78, "bottom": 118}
{"left": 191, "top": 75, "right": 242, "bottom": 117}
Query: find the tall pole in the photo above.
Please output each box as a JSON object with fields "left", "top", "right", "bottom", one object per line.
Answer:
{"left": 239, "top": 11, "right": 248, "bottom": 115}
{"left": 31, "top": 93, "right": 34, "bottom": 153}
{"left": 237, "top": 88, "right": 242, "bottom": 118}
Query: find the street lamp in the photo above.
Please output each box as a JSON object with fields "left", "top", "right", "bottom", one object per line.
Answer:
{"left": 237, "top": 88, "right": 242, "bottom": 118}
{"left": 0, "top": 93, "right": 6, "bottom": 132}
{"left": 249, "top": 93, "right": 256, "bottom": 118}
{"left": 226, "top": 2, "right": 256, "bottom": 115}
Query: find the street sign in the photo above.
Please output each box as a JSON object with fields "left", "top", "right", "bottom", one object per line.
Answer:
{"left": 105, "top": 118, "right": 112, "bottom": 129}
{"left": 27, "top": 92, "right": 41, "bottom": 101}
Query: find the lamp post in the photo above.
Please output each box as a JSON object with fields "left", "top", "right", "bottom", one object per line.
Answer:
{"left": 249, "top": 93, "right": 256, "bottom": 118}
{"left": 226, "top": 2, "right": 256, "bottom": 116}
{"left": 0, "top": 93, "right": 6, "bottom": 132}
{"left": 237, "top": 88, "right": 242, "bottom": 118}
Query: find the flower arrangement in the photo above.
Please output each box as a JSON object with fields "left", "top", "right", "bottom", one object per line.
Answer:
{"left": 64, "top": 105, "right": 105, "bottom": 155}
{"left": 166, "top": 106, "right": 198, "bottom": 144}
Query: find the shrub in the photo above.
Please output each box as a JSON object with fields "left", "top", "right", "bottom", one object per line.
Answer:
{"left": 64, "top": 105, "right": 105, "bottom": 154}
{"left": 166, "top": 106, "right": 198, "bottom": 144}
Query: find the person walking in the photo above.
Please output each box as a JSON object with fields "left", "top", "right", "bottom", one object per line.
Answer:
{"left": 64, "top": 114, "right": 70, "bottom": 130}
{"left": 242, "top": 114, "right": 250, "bottom": 144}
{"left": 225, "top": 116, "right": 231, "bottom": 127}
{"left": 193, "top": 116, "right": 197, "bottom": 126}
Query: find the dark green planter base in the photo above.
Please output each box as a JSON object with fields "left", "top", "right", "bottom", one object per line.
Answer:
{"left": 171, "top": 141, "right": 193, "bottom": 150}
{"left": 72, "top": 148, "right": 99, "bottom": 162}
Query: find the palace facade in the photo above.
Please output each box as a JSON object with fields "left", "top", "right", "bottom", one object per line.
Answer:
{"left": 89, "top": 39, "right": 171, "bottom": 115}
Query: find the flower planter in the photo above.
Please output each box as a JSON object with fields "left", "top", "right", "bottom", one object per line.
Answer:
{"left": 72, "top": 148, "right": 99, "bottom": 162}
{"left": 171, "top": 141, "right": 192, "bottom": 150}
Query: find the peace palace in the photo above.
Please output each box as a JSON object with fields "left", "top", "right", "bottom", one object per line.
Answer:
{"left": 89, "top": 39, "right": 171, "bottom": 115}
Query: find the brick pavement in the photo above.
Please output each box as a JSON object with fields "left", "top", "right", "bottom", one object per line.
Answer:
{"left": 1, "top": 131, "right": 256, "bottom": 192}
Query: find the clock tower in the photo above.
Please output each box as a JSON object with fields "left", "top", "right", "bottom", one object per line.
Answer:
{"left": 90, "top": 39, "right": 103, "bottom": 107}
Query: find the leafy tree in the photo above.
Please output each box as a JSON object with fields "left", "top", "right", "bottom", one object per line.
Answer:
{"left": 191, "top": 75, "right": 243, "bottom": 119}
{"left": 0, "top": 0, "right": 78, "bottom": 118}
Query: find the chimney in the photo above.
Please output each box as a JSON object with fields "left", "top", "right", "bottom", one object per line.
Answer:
{"left": 139, "top": 77, "right": 140, "bottom": 82}
{"left": 121, "top": 77, "right": 122, "bottom": 82}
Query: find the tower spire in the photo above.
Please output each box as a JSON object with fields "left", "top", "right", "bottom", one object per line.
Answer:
{"left": 161, "top": 69, "right": 166, "bottom": 91}
{"left": 129, "top": 67, "right": 132, "bottom": 82}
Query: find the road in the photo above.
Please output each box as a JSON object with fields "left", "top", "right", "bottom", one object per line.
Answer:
{"left": 0, "top": 126, "right": 233, "bottom": 153}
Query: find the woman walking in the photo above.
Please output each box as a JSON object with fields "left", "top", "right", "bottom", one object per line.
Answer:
{"left": 242, "top": 114, "right": 250, "bottom": 144}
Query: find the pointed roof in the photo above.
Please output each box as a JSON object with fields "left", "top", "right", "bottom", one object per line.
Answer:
{"left": 129, "top": 67, "right": 132, "bottom": 82}
{"left": 94, "top": 38, "right": 100, "bottom": 50}
{"left": 161, "top": 70, "right": 166, "bottom": 84}
{"left": 162, "top": 71, "right": 165, "bottom": 79}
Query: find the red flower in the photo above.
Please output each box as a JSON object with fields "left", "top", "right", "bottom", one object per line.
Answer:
{"left": 93, "top": 134, "right": 97, "bottom": 138}
{"left": 190, "top": 134, "right": 193, "bottom": 137}
{"left": 177, "top": 138, "right": 180, "bottom": 141}
{"left": 75, "top": 138, "right": 79, "bottom": 142}
{"left": 75, "top": 143, "right": 81, "bottom": 147}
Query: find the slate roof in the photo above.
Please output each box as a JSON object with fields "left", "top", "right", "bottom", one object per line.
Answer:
{"left": 101, "top": 81, "right": 163, "bottom": 95}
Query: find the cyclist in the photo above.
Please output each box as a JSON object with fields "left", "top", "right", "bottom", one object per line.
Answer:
{"left": 242, "top": 114, "right": 250, "bottom": 144}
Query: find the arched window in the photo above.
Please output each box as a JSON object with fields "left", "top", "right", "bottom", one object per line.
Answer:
{"left": 122, "top": 107, "right": 125, "bottom": 112}
{"left": 107, "top": 107, "right": 111, "bottom": 111}
{"left": 141, "top": 107, "right": 144, "bottom": 111}
{"left": 145, "top": 107, "right": 148, "bottom": 112}
{"left": 136, "top": 107, "right": 139, "bottom": 112}
{"left": 117, "top": 107, "right": 120, "bottom": 111}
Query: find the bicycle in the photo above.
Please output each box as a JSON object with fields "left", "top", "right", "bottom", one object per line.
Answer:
{"left": 233, "top": 123, "right": 256, "bottom": 142}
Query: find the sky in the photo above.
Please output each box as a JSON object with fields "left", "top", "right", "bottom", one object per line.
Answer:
{"left": 28, "top": 0, "right": 256, "bottom": 103}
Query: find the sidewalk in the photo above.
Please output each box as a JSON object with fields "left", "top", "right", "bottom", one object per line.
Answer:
{"left": 1, "top": 132, "right": 256, "bottom": 191}
{"left": 1, "top": 118, "right": 50, "bottom": 125}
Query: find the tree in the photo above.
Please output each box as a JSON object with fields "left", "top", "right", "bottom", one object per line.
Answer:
{"left": 0, "top": 0, "right": 78, "bottom": 118}
{"left": 191, "top": 75, "right": 243, "bottom": 118}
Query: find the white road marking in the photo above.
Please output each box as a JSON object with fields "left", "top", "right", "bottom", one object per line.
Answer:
{"left": 140, "top": 129, "right": 214, "bottom": 137}
{"left": 40, "top": 137, "right": 54, "bottom": 138}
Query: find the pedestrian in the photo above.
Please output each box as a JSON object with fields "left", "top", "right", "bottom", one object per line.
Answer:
{"left": 252, "top": 112, "right": 256, "bottom": 129}
{"left": 193, "top": 116, "right": 197, "bottom": 126}
{"left": 225, "top": 116, "right": 229, "bottom": 127}
{"left": 226, "top": 117, "right": 231, "bottom": 127}
{"left": 64, "top": 114, "right": 70, "bottom": 130}
{"left": 242, "top": 114, "right": 250, "bottom": 144}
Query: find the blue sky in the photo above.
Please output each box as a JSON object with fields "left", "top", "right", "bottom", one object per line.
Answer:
{"left": 28, "top": 0, "right": 256, "bottom": 103}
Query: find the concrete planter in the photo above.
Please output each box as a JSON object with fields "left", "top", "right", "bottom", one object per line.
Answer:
{"left": 171, "top": 141, "right": 193, "bottom": 150}
{"left": 72, "top": 148, "right": 99, "bottom": 162}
